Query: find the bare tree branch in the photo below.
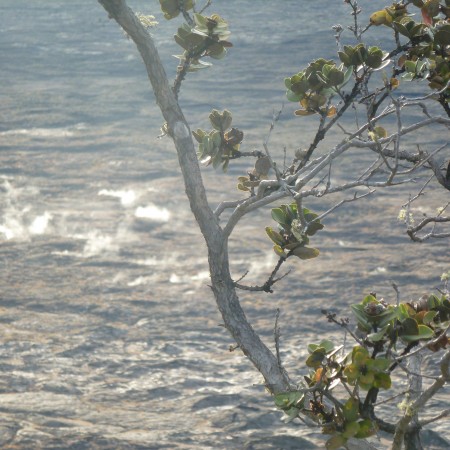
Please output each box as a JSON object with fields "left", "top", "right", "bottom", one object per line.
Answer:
{"left": 392, "top": 349, "right": 450, "bottom": 450}
{"left": 98, "top": 0, "right": 292, "bottom": 395}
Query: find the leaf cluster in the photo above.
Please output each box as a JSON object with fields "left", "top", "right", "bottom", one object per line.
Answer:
{"left": 193, "top": 109, "right": 243, "bottom": 171}
{"left": 159, "top": 0, "right": 194, "bottom": 20}
{"left": 236, "top": 156, "right": 271, "bottom": 193}
{"left": 274, "top": 290, "right": 449, "bottom": 448}
{"left": 338, "top": 44, "right": 387, "bottom": 70}
{"left": 352, "top": 293, "right": 450, "bottom": 346}
{"left": 285, "top": 59, "right": 352, "bottom": 117}
{"left": 173, "top": 12, "right": 232, "bottom": 70}
{"left": 265, "top": 202, "right": 323, "bottom": 260}
{"left": 370, "top": 1, "right": 450, "bottom": 97}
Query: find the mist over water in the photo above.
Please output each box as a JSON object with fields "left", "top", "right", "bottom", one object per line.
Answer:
{"left": 1, "top": 1, "right": 449, "bottom": 448}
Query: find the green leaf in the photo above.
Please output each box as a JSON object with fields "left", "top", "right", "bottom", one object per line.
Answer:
{"left": 305, "top": 220, "right": 324, "bottom": 236}
{"left": 306, "top": 348, "right": 326, "bottom": 368}
{"left": 393, "top": 21, "right": 411, "bottom": 38}
{"left": 208, "top": 43, "right": 227, "bottom": 60}
{"left": 367, "top": 328, "right": 388, "bottom": 342}
{"left": 350, "top": 304, "right": 371, "bottom": 332}
{"left": 319, "top": 339, "right": 335, "bottom": 353}
{"left": 307, "top": 343, "right": 320, "bottom": 354}
{"left": 435, "top": 26, "right": 450, "bottom": 46}
{"left": 192, "top": 128, "right": 206, "bottom": 143}
{"left": 283, "top": 406, "right": 301, "bottom": 422}
{"left": 193, "top": 13, "right": 208, "bottom": 28}
{"left": 367, "top": 357, "right": 390, "bottom": 372}
{"left": 221, "top": 110, "right": 233, "bottom": 131}
{"left": 362, "top": 294, "right": 377, "bottom": 305}
{"left": 160, "top": 0, "right": 183, "bottom": 19}
{"left": 423, "top": 310, "right": 438, "bottom": 325}
{"left": 286, "top": 89, "right": 302, "bottom": 102}
{"left": 284, "top": 242, "right": 300, "bottom": 251}
{"left": 399, "top": 322, "right": 434, "bottom": 343}
{"left": 400, "top": 317, "right": 419, "bottom": 336}
{"left": 377, "top": 308, "right": 398, "bottom": 328}
{"left": 398, "top": 303, "right": 414, "bottom": 320}
{"left": 368, "top": 126, "right": 387, "bottom": 141}
{"left": 343, "top": 398, "right": 359, "bottom": 422}
{"left": 428, "top": 294, "right": 440, "bottom": 309}
{"left": 286, "top": 203, "right": 298, "bottom": 220}
{"left": 265, "top": 227, "right": 285, "bottom": 246}
{"left": 405, "top": 60, "right": 417, "bottom": 73}
{"left": 327, "top": 68, "right": 345, "bottom": 86}
{"left": 416, "top": 59, "right": 428, "bottom": 74}
{"left": 211, "top": 151, "right": 222, "bottom": 169}
{"left": 417, "top": 324, "right": 434, "bottom": 339}
{"left": 338, "top": 51, "right": 351, "bottom": 67}
{"left": 344, "top": 363, "right": 359, "bottom": 383}
{"left": 352, "top": 346, "right": 369, "bottom": 365}
{"left": 174, "top": 33, "right": 190, "bottom": 50}
{"left": 271, "top": 208, "right": 288, "bottom": 225}
{"left": 202, "top": 135, "right": 211, "bottom": 154}
{"left": 355, "top": 419, "right": 377, "bottom": 438}
{"left": 374, "top": 372, "right": 391, "bottom": 389}
{"left": 274, "top": 391, "right": 304, "bottom": 409}
{"left": 222, "top": 157, "right": 229, "bottom": 173}
{"left": 341, "top": 65, "right": 353, "bottom": 86}
{"left": 210, "top": 130, "right": 222, "bottom": 146}
{"left": 273, "top": 245, "right": 287, "bottom": 259}
{"left": 209, "top": 110, "right": 222, "bottom": 130}
{"left": 291, "top": 246, "right": 320, "bottom": 260}
{"left": 307, "top": 341, "right": 336, "bottom": 362}
{"left": 342, "top": 421, "right": 360, "bottom": 439}
{"left": 326, "top": 434, "right": 347, "bottom": 450}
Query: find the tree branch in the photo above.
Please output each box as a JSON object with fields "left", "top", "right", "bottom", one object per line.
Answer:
{"left": 98, "top": 0, "right": 292, "bottom": 395}
{"left": 392, "top": 349, "right": 450, "bottom": 450}
{"left": 234, "top": 256, "right": 291, "bottom": 293}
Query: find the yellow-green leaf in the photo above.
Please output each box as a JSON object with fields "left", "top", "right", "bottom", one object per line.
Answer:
{"left": 291, "top": 246, "right": 320, "bottom": 260}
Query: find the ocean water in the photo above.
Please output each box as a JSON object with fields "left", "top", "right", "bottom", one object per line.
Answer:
{"left": 0, "top": 1, "right": 449, "bottom": 448}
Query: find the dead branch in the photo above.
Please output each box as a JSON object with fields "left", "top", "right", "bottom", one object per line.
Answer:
{"left": 392, "top": 349, "right": 450, "bottom": 450}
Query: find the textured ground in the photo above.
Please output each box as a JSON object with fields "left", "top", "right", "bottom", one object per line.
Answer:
{"left": 0, "top": 0, "right": 449, "bottom": 448}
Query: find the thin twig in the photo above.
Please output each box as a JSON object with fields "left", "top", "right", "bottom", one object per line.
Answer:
{"left": 274, "top": 308, "right": 283, "bottom": 370}
{"left": 234, "top": 257, "right": 291, "bottom": 293}
{"left": 419, "top": 408, "right": 450, "bottom": 427}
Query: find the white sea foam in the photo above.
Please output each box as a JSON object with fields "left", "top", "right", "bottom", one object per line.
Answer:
{"left": 0, "top": 123, "right": 87, "bottom": 138}
{"left": 134, "top": 257, "right": 159, "bottom": 266}
{"left": 128, "top": 276, "right": 153, "bottom": 287}
{"left": 0, "top": 179, "right": 52, "bottom": 240}
{"left": 0, "top": 219, "right": 25, "bottom": 240}
{"left": 169, "top": 271, "right": 210, "bottom": 284}
{"left": 98, "top": 189, "right": 137, "bottom": 206}
{"left": 28, "top": 212, "right": 52, "bottom": 235}
{"left": 81, "top": 230, "right": 119, "bottom": 257}
{"left": 135, "top": 204, "right": 170, "bottom": 222}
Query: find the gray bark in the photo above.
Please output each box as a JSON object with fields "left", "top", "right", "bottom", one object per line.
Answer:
{"left": 97, "top": 0, "right": 291, "bottom": 394}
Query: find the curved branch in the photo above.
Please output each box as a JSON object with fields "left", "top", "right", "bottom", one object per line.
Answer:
{"left": 234, "top": 256, "right": 291, "bottom": 293}
{"left": 98, "top": 0, "right": 291, "bottom": 395}
{"left": 98, "top": 0, "right": 219, "bottom": 243}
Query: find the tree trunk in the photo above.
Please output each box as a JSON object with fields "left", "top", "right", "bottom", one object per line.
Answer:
{"left": 97, "top": 0, "right": 291, "bottom": 395}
